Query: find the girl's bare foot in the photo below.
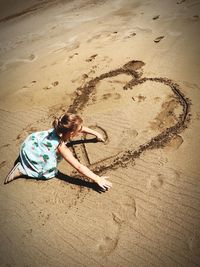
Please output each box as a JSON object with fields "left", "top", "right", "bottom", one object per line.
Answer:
{"left": 4, "top": 163, "right": 22, "bottom": 184}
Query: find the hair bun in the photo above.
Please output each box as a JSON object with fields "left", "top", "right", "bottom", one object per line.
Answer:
{"left": 52, "top": 112, "right": 83, "bottom": 139}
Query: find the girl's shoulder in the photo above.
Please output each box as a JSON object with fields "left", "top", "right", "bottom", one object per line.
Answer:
{"left": 27, "top": 128, "right": 59, "bottom": 143}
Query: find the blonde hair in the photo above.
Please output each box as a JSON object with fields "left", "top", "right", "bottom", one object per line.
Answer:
{"left": 53, "top": 112, "right": 83, "bottom": 138}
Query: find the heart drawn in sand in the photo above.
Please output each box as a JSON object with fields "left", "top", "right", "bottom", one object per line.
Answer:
{"left": 68, "top": 60, "right": 191, "bottom": 176}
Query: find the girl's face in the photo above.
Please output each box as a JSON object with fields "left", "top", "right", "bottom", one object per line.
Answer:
{"left": 71, "top": 125, "right": 83, "bottom": 137}
{"left": 63, "top": 125, "right": 83, "bottom": 140}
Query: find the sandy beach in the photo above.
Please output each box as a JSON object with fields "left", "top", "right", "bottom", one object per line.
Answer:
{"left": 0, "top": 0, "right": 200, "bottom": 266}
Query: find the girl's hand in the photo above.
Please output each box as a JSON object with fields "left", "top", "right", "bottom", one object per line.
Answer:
{"left": 95, "top": 132, "right": 105, "bottom": 142}
{"left": 95, "top": 176, "right": 112, "bottom": 190}
{"left": 81, "top": 126, "right": 106, "bottom": 142}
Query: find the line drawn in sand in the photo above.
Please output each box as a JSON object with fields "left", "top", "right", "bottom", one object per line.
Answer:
{"left": 68, "top": 59, "right": 191, "bottom": 177}
{"left": 70, "top": 125, "right": 108, "bottom": 166}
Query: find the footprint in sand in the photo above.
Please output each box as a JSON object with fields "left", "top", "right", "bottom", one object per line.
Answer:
{"left": 22, "top": 80, "right": 37, "bottom": 89}
{"left": 68, "top": 52, "right": 78, "bottom": 60}
{"left": 43, "top": 81, "right": 59, "bottom": 90}
{"left": 120, "top": 194, "right": 137, "bottom": 220}
{"left": 147, "top": 168, "right": 181, "bottom": 190}
{"left": 23, "top": 54, "right": 37, "bottom": 62}
{"left": 96, "top": 213, "right": 121, "bottom": 256}
{"left": 112, "top": 194, "right": 137, "bottom": 225}
{"left": 121, "top": 128, "right": 138, "bottom": 145}
{"left": 101, "top": 92, "right": 121, "bottom": 100}
{"left": 154, "top": 36, "right": 165, "bottom": 43}
{"left": 150, "top": 98, "right": 180, "bottom": 131}
{"left": 153, "top": 15, "right": 160, "bottom": 20}
{"left": 86, "top": 54, "right": 98, "bottom": 62}
{"left": 97, "top": 235, "right": 119, "bottom": 256}
{"left": 136, "top": 94, "right": 146, "bottom": 102}
{"left": 124, "top": 32, "right": 136, "bottom": 39}
{"left": 148, "top": 173, "right": 165, "bottom": 190}
{"left": 123, "top": 60, "right": 145, "bottom": 71}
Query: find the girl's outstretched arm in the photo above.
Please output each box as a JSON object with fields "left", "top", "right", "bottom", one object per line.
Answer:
{"left": 81, "top": 126, "right": 105, "bottom": 142}
{"left": 57, "top": 142, "right": 112, "bottom": 190}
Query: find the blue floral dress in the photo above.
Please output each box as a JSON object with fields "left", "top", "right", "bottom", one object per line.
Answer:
{"left": 20, "top": 128, "right": 62, "bottom": 179}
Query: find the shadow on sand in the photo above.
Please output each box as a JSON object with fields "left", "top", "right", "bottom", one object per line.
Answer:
{"left": 11, "top": 137, "right": 105, "bottom": 193}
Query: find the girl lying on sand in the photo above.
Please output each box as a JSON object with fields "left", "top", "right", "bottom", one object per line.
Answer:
{"left": 4, "top": 112, "right": 112, "bottom": 191}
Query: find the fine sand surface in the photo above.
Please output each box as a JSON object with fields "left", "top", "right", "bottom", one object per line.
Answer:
{"left": 0, "top": 0, "right": 200, "bottom": 266}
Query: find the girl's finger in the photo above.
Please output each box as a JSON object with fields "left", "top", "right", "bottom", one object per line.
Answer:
{"left": 105, "top": 182, "right": 112, "bottom": 188}
{"left": 101, "top": 185, "right": 106, "bottom": 190}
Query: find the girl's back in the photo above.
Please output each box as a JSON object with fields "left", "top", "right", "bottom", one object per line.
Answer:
{"left": 20, "top": 128, "right": 60, "bottom": 179}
